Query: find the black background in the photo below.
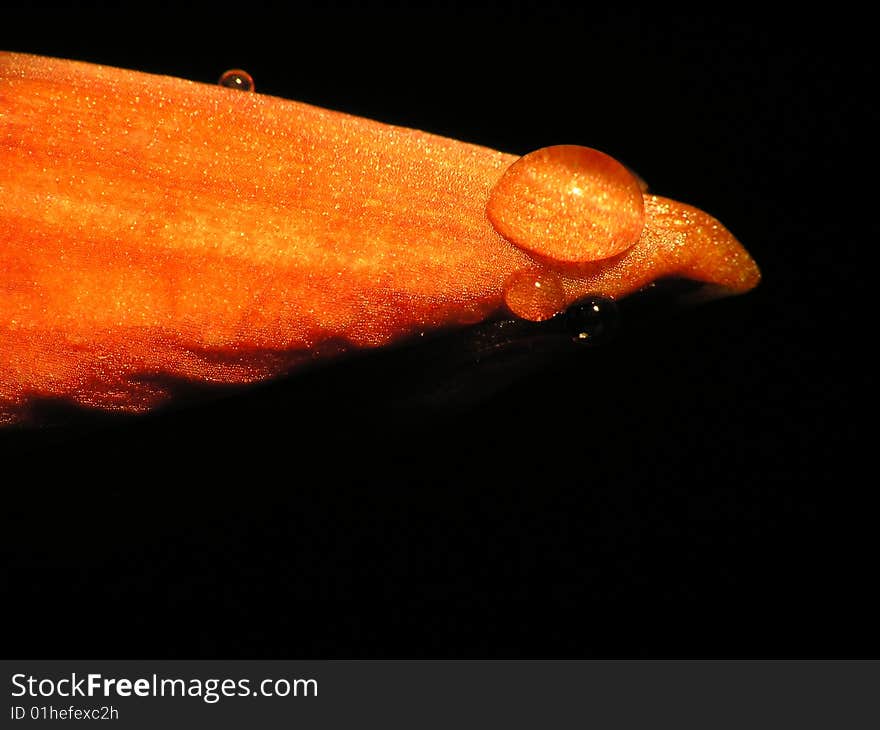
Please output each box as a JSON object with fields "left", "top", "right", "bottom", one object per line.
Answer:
{"left": 1, "top": 3, "right": 872, "bottom": 657}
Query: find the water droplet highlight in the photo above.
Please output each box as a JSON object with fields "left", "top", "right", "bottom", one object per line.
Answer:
{"left": 218, "top": 69, "right": 255, "bottom": 92}
{"left": 564, "top": 296, "right": 619, "bottom": 344}
{"left": 503, "top": 269, "right": 566, "bottom": 322}
{"left": 487, "top": 145, "right": 645, "bottom": 264}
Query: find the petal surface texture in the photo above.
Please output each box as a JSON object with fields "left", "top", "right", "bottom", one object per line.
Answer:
{"left": 0, "top": 52, "right": 760, "bottom": 423}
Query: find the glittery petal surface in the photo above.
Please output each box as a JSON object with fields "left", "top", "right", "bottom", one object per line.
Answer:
{"left": 0, "top": 52, "right": 760, "bottom": 423}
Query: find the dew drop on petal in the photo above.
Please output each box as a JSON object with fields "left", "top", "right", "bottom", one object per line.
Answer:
{"left": 503, "top": 269, "right": 566, "bottom": 322}
{"left": 218, "top": 69, "right": 255, "bottom": 92}
{"left": 488, "top": 145, "right": 645, "bottom": 264}
{"left": 564, "top": 296, "right": 619, "bottom": 344}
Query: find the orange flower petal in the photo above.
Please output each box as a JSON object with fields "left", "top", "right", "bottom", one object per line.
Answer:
{"left": 0, "top": 53, "right": 760, "bottom": 423}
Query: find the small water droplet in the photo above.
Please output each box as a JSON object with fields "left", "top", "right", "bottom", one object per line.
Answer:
{"left": 564, "top": 296, "right": 619, "bottom": 344}
{"left": 218, "top": 69, "right": 255, "bottom": 92}
{"left": 503, "top": 269, "right": 566, "bottom": 322}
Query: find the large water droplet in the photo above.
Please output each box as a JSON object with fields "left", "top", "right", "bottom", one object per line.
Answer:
{"left": 218, "top": 69, "right": 255, "bottom": 92}
{"left": 503, "top": 269, "right": 566, "bottom": 322}
{"left": 487, "top": 145, "right": 645, "bottom": 264}
{"left": 564, "top": 296, "right": 619, "bottom": 344}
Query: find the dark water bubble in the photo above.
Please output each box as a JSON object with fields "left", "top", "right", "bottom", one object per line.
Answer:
{"left": 564, "top": 296, "right": 619, "bottom": 344}
{"left": 218, "top": 69, "right": 255, "bottom": 92}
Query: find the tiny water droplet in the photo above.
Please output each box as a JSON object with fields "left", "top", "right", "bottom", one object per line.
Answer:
{"left": 564, "top": 296, "right": 619, "bottom": 344}
{"left": 218, "top": 69, "right": 255, "bottom": 92}
{"left": 503, "top": 269, "right": 566, "bottom": 322}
